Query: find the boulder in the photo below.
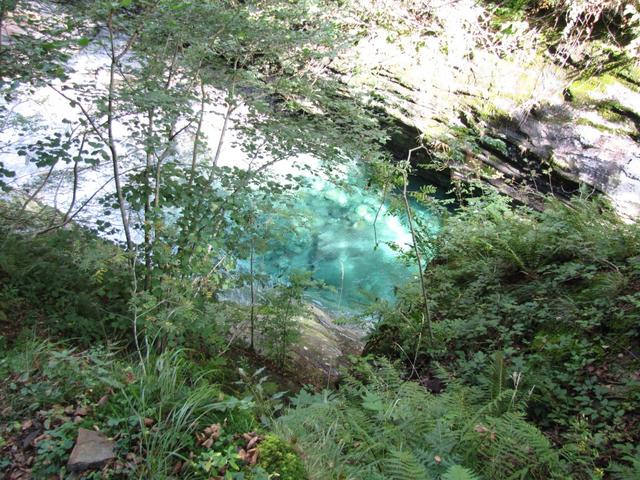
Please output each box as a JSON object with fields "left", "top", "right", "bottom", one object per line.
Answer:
{"left": 232, "top": 303, "right": 366, "bottom": 385}
{"left": 67, "top": 428, "right": 115, "bottom": 472}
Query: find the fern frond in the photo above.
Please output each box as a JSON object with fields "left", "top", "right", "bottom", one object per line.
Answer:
{"left": 442, "top": 464, "right": 480, "bottom": 480}
{"left": 382, "top": 448, "right": 432, "bottom": 480}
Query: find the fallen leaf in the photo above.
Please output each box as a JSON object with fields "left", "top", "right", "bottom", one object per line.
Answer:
{"left": 204, "top": 423, "right": 221, "bottom": 440}
{"left": 74, "top": 406, "right": 89, "bottom": 417}
{"left": 238, "top": 448, "right": 248, "bottom": 462}
{"left": 474, "top": 424, "right": 490, "bottom": 434}
{"left": 247, "top": 435, "right": 259, "bottom": 450}
{"left": 247, "top": 448, "right": 258, "bottom": 466}
{"left": 33, "top": 434, "right": 50, "bottom": 445}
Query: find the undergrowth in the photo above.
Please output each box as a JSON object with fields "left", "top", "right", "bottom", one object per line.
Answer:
{"left": 1, "top": 193, "right": 638, "bottom": 478}
{"left": 367, "top": 194, "right": 640, "bottom": 477}
{"left": 275, "top": 357, "right": 564, "bottom": 479}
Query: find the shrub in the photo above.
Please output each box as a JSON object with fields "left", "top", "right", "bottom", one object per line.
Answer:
{"left": 0, "top": 227, "right": 131, "bottom": 344}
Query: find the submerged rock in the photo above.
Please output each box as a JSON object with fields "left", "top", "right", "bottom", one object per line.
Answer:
{"left": 67, "top": 428, "right": 115, "bottom": 472}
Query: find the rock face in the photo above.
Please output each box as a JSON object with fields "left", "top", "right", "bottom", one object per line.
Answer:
{"left": 67, "top": 428, "right": 115, "bottom": 472}
{"left": 332, "top": 0, "right": 640, "bottom": 220}
{"left": 515, "top": 103, "right": 640, "bottom": 219}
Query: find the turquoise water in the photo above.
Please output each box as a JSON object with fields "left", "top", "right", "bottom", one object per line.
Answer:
{"left": 250, "top": 164, "right": 438, "bottom": 313}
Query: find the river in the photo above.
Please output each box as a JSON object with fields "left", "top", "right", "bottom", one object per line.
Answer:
{"left": 0, "top": 28, "right": 438, "bottom": 315}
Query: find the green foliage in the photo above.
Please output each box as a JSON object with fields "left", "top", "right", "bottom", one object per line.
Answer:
{"left": 608, "top": 444, "right": 640, "bottom": 479}
{"left": 275, "top": 358, "right": 563, "bottom": 479}
{"left": 235, "top": 367, "right": 287, "bottom": 423}
{"left": 0, "top": 339, "right": 126, "bottom": 478}
{"left": 0, "top": 338, "right": 266, "bottom": 479}
{"left": 0, "top": 338, "right": 122, "bottom": 415}
{"left": 104, "top": 349, "right": 253, "bottom": 478}
{"left": 0, "top": 223, "right": 131, "bottom": 343}
{"left": 3, "top": 1, "right": 639, "bottom": 479}
{"left": 257, "top": 271, "right": 320, "bottom": 367}
{"left": 193, "top": 444, "right": 242, "bottom": 479}
{"left": 31, "top": 421, "right": 77, "bottom": 478}
{"left": 369, "top": 195, "right": 640, "bottom": 475}
{"left": 258, "top": 434, "right": 307, "bottom": 480}
{"left": 485, "top": 0, "right": 640, "bottom": 77}
{"left": 442, "top": 465, "right": 479, "bottom": 480}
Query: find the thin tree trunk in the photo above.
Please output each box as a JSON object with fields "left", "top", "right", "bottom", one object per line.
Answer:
{"left": 107, "top": 13, "right": 134, "bottom": 254}
{"left": 19, "top": 159, "right": 57, "bottom": 217}
{"left": 36, "top": 166, "right": 146, "bottom": 236}
{"left": 211, "top": 60, "right": 238, "bottom": 171}
{"left": 250, "top": 240, "right": 255, "bottom": 350}
{"left": 62, "top": 133, "right": 85, "bottom": 224}
{"left": 144, "top": 111, "right": 154, "bottom": 291}
{"left": 212, "top": 103, "right": 234, "bottom": 170}
{"left": 402, "top": 147, "right": 433, "bottom": 348}
{"left": 189, "top": 77, "right": 206, "bottom": 187}
{"left": 0, "top": 1, "right": 5, "bottom": 54}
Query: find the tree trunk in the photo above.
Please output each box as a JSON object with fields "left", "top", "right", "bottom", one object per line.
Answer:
{"left": 250, "top": 241, "right": 255, "bottom": 350}
{"left": 107, "top": 13, "right": 134, "bottom": 255}
{"left": 144, "top": 111, "right": 154, "bottom": 291}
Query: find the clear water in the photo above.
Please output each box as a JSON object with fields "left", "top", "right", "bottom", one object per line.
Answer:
{"left": 0, "top": 33, "right": 440, "bottom": 314}
{"left": 248, "top": 164, "right": 439, "bottom": 314}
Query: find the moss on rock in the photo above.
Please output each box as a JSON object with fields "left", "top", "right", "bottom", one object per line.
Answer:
{"left": 258, "top": 434, "right": 307, "bottom": 480}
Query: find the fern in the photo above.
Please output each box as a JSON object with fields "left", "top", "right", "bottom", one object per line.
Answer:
{"left": 276, "top": 359, "right": 566, "bottom": 480}
{"left": 464, "top": 412, "right": 563, "bottom": 480}
{"left": 382, "top": 448, "right": 432, "bottom": 480}
{"left": 442, "top": 465, "right": 480, "bottom": 480}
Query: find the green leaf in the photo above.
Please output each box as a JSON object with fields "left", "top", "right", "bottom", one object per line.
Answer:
{"left": 442, "top": 465, "right": 480, "bottom": 480}
{"left": 361, "top": 391, "right": 384, "bottom": 412}
{"left": 78, "top": 37, "right": 90, "bottom": 47}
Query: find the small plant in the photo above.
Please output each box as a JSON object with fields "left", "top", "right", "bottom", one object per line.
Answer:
{"left": 31, "top": 421, "right": 77, "bottom": 478}
{"left": 257, "top": 271, "right": 320, "bottom": 368}
{"left": 236, "top": 367, "right": 287, "bottom": 424}
{"left": 258, "top": 434, "right": 308, "bottom": 480}
{"left": 193, "top": 445, "right": 242, "bottom": 479}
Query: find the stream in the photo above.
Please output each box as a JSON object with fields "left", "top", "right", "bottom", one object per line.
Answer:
{"left": 1, "top": 30, "right": 439, "bottom": 316}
